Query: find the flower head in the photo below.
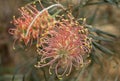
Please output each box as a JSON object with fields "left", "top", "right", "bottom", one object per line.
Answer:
{"left": 9, "top": 4, "right": 55, "bottom": 47}
{"left": 35, "top": 13, "right": 92, "bottom": 78}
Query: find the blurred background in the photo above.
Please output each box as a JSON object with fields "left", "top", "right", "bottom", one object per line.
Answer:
{"left": 0, "top": 0, "right": 120, "bottom": 81}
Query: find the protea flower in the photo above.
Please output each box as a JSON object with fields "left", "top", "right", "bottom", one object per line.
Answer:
{"left": 9, "top": 4, "right": 55, "bottom": 47}
{"left": 35, "top": 13, "right": 92, "bottom": 78}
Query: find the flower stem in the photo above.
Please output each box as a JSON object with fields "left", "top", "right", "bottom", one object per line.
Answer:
{"left": 25, "top": 4, "right": 65, "bottom": 37}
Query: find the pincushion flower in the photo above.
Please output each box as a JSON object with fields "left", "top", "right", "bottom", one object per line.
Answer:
{"left": 9, "top": 4, "right": 55, "bottom": 47}
{"left": 35, "top": 13, "right": 92, "bottom": 78}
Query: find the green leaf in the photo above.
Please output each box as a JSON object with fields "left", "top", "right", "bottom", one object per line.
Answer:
{"left": 89, "top": 34, "right": 112, "bottom": 42}
{"left": 93, "top": 41, "right": 114, "bottom": 55}
{"left": 96, "top": 29, "right": 116, "bottom": 38}
{"left": 86, "top": 25, "right": 116, "bottom": 38}
{"left": 90, "top": 52, "right": 102, "bottom": 65}
{"left": 87, "top": 7, "right": 98, "bottom": 25}
{"left": 104, "top": 0, "right": 116, "bottom": 4}
{"left": 52, "top": 10, "right": 62, "bottom": 18}
{"left": 75, "top": 67, "right": 86, "bottom": 81}
{"left": 85, "top": 66, "right": 94, "bottom": 81}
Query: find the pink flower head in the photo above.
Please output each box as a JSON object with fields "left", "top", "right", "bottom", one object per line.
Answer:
{"left": 35, "top": 14, "right": 92, "bottom": 78}
{"left": 9, "top": 4, "right": 55, "bottom": 47}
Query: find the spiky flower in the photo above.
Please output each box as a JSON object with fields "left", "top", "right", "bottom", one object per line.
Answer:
{"left": 9, "top": 4, "right": 55, "bottom": 47}
{"left": 9, "top": 1, "right": 92, "bottom": 78}
{"left": 35, "top": 13, "right": 92, "bottom": 78}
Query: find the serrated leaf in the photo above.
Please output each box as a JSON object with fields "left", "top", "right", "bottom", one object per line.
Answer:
{"left": 93, "top": 41, "right": 114, "bottom": 55}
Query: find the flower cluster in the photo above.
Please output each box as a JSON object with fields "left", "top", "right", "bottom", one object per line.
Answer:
{"left": 35, "top": 13, "right": 92, "bottom": 78}
{"left": 9, "top": 3, "right": 92, "bottom": 79}
{"left": 9, "top": 4, "right": 55, "bottom": 47}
